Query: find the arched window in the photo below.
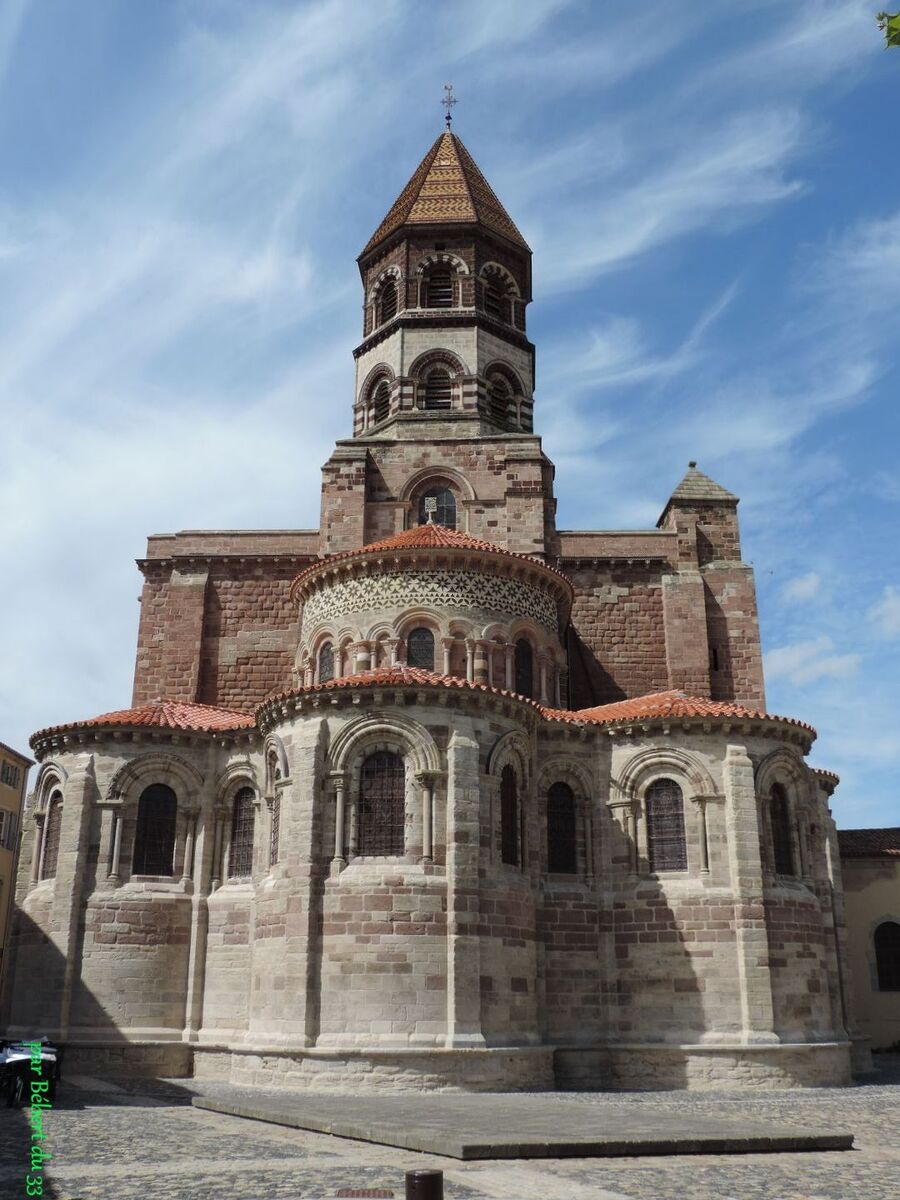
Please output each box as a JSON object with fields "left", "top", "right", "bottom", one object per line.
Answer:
{"left": 770, "top": 783, "right": 794, "bottom": 875}
{"left": 418, "top": 486, "right": 457, "bottom": 529}
{"left": 318, "top": 641, "right": 335, "bottom": 684}
{"left": 40, "top": 791, "right": 63, "bottom": 881}
{"left": 645, "top": 778, "right": 687, "bottom": 872}
{"left": 132, "top": 783, "right": 177, "bottom": 876}
{"left": 378, "top": 279, "right": 398, "bottom": 323}
{"left": 372, "top": 380, "right": 391, "bottom": 425}
{"left": 500, "top": 765, "right": 520, "bottom": 866}
{"left": 547, "top": 781, "right": 577, "bottom": 874}
{"left": 228, "top": 787, "right": 255, "bottom": 877}
{"left": 423, "top": 368, "right": 452, "bottom": 410}
{"left": 875, "top": 921, "right": 900, "bottom": 991}
{"left": 358, "top": 751, "right": 405, "bottom": 856}
{"left": 488, "top": 375, "right": 511, "bottom": 425}
{"left": 425, "top": 267, "right": 454, "bottom": 308}
{"left": 407, "top": 627, "right": 435, "bottom": 671}
{"left": 515, "top": 638, "right": 534, "bottom": 698}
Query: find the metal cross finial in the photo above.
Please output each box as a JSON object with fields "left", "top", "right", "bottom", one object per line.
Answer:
{"left": 442, "top": 83, "right": 457, "bottom": 130}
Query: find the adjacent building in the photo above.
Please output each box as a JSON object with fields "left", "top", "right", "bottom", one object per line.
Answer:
{"left": 0, "top": 129, "right": 868, "bottom": 1091}
{"left": 838, "top": 828, "right": 900, "bottom": 1052}
{"left": 0, "top": 741, "right": 32, "bottom": 996}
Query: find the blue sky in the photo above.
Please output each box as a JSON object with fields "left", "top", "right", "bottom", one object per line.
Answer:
{"left": 0, "top": 0, "right": 897, "bottom": 828}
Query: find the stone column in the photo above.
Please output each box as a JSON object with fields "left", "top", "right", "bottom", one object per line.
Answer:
{"left": 331, "top": 775, "right": 347, "bottom": 869}
{"left": 538, "top": 656, "right": 549, "bottom": 704}
{"left": 355, "top": 641, "right": 372, "bottom": 672}
{"left": 441, "top": 638, "right": 453, "bottom": 676}
{"left": 505, "top": 644, "right": 514, "bottom": 691}
{"left": 473, "top": 640, "right": 489, "bottom": 685}
{"left": 108, "top": 808, "right": 124, "bottom": 881}
{"left": 465, "top": 639, "right": 475, "bottom": 683}
{"left": 445, "top": 723, "right": 486, "bottom": 1047}
{"left": 56, "top": 757, "right": 99, "bottom": 1041}
{"left": 30, "top": 813, "right": 45, "bottom": 886}
{"left": 694, "top": 796, "right": 710, "bottom": 874}
{"left": 419, "top": 774, "right": 435, "bottom": 862}
{"left": 210, "top": 813, "right": 224, "bottom": 890}
{"left": 388, "top": 638, "right": 401, "bottom": 667}
{"left": 182, "top": 813, "right": 197, "bottom": 882}
{"left": 723, "top": 743, "right": 777, "bottom": 1044}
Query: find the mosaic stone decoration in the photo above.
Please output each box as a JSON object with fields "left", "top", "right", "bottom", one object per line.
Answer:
{"left": 301, "top": 569, "right": 558, "bottom": 635}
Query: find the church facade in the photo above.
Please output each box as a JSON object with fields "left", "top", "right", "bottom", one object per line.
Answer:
{"left": 1, "top": 131, "right": 867, "bottom": 1091}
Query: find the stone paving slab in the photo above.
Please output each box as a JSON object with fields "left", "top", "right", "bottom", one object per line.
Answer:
{"left": 192, "top": 1091, "right": 854, "bottom": 1160}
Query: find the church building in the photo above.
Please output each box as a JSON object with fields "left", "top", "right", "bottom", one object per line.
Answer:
{"left": 1, "top": 129, "right": 868, "bottom": 1091}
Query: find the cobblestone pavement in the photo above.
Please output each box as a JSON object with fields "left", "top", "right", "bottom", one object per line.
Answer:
{"left": 1, "top": 1057, "right": 898, "bottom": 1200}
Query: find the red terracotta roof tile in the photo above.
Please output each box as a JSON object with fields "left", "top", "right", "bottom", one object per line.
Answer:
{"left": 260, "top": 675, "right": 813, "bottom": 737}
{"left": 838, "top": 827, "right": 900, "bottom": 858}
{"left": 548, "top": 690, "right": 814, "bottom": 733}
{"left": 31, "top": 700, "right": 255, "bottom": 744}
{"left": 261, "top": 667, "right": 545, "bottom": 712}
{"left": 362, "top": 132, "right": 529, "bottom": 257}
{"left": 290, "top": 523, "right": 572, "bottom": 599}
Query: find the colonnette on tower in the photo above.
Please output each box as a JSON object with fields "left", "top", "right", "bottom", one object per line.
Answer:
{"left": 0, "top": 129, "right": 868, "bottom": 1092}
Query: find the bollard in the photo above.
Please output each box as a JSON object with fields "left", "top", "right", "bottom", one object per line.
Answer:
{"left": 405, "top": 1168, "right": 443, "bottom": 1200}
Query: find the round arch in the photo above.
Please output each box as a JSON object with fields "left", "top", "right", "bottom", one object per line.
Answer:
{"left": 414, "top": 251, "right": 470, "bottom": 277}
{"left": 407, "top": 347, "right": 468, "bottom": 380}
{"left": 105, "top": 752, "right": 204, "bottom": 808}
{"left": 366, "top": 264, "right": 402, "bottom": 304}
{"left": 486, "top": 728, "right": 531, "bottom": 782}
{"left": 399, "top": 465, "right": 476, "bottom": 505}
{"left": 613, "top": 745, "right": 717, "bottom": 805}
{"left": 327, "top": 713, "right": 441, "bottom": 778}
{"left": 479, "top": 261, "right": 521, "bottom": 298}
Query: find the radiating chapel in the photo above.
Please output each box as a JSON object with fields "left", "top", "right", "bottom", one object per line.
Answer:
{"left": 1, "top": 128, "right": 869, "bottom": 1091}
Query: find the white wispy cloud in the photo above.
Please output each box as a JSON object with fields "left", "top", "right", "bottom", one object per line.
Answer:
{"left": 765, "top": 636, "right": 861, "bottom": 685}
{"left": 781, "top": 572, "right": 822, "bottom": 603}
{"left": 869, "top": 586, "right": 900, "bottom": 639}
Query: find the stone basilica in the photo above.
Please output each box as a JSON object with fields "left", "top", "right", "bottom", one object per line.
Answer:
{"left": 2, "top": 130, "right": 867, "bottom": 1091}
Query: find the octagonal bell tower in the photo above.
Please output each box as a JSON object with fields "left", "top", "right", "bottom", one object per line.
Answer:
{"left": 320, "top": 129, "right": 558, "bottom": 561}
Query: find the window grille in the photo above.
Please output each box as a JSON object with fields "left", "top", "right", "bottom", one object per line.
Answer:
{"left": 132, "top": 783, "right": 177, "bottom": 876}
{"left": 514, "top": 638, "right": 534, "bottom": 698}
{"left": 372, "top": 380, "right": 391, "bottom": 424}
{"left": 418, "top": 487, "right": 456, "bottom": 529}
{"left": 358, "top": 751, "right": 405, "bottom": 856}
{"left": 500, "top": 765, "right": 519, "bottom": 866}
{"left": 547, "top": 781, "right": 577, "bottom": 873}
{"left": 426, "top": 268, "right": 453, "bottom": 307}
{"left": 319, "top": 641, "right": 335, "bottom": 683}
{"left": 379, "top": 279, "right": 398, "bottom": 323}
{"left": 646, "top": 778, "right": 687, "bottom": 871}
{"left": 407, "top": 627, "right": 435, "bottom": 671}
{"left": 489, "top": 376, "right": 510, "bottom": 424}
{"left": 770, "top": 783, "right": 794, "bottom": 875}
{"left": 423, "top": 369, "right": 452, "bottom": 409}
{"left": 484, "top": 284, "right": 505, "bottom": 320}
{"left": 269, "top": 793, "right": 281, "bottom": 867}
{"left": 40, "top": 793, "right": 63, "bottom": 880}
{"left": 875, "top": 921, "right": 900, "bottom": 991}
{"left": 228, "top": 787, "right": 255, "bottom": 877}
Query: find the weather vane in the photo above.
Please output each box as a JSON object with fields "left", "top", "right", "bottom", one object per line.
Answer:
{"left": 442, "top": 83, "right": 457, "bottom": 129}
